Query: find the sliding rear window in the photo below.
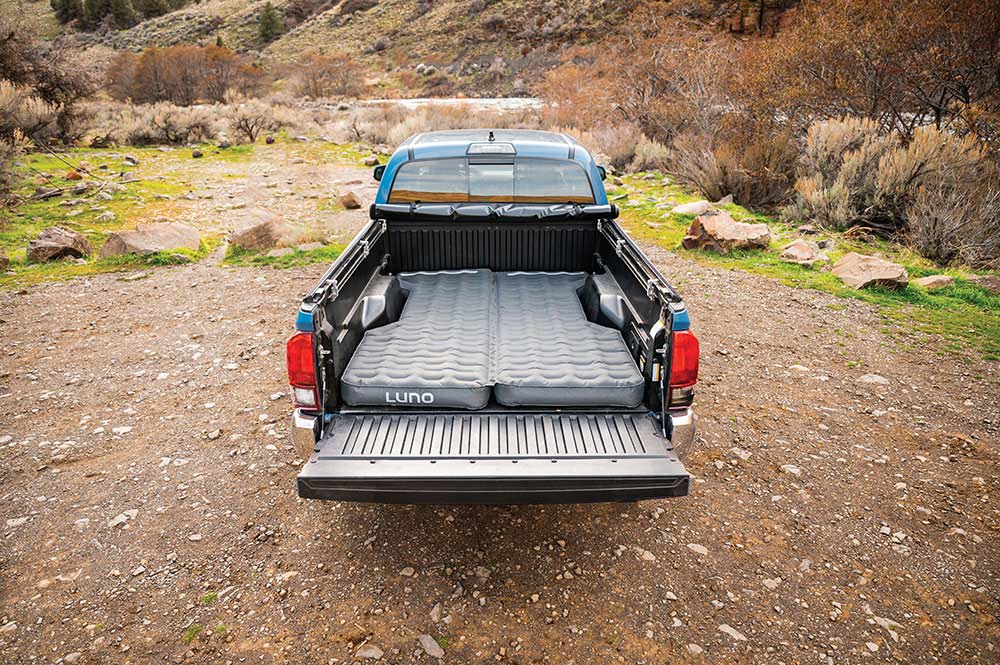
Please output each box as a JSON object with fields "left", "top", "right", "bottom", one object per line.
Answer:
{"left": 388, "top": 158, "right": 595, "bottom": 204}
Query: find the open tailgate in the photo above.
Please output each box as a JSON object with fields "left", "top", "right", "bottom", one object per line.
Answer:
{"left": 297, "top": 412, "right": 689, "bottom": 504}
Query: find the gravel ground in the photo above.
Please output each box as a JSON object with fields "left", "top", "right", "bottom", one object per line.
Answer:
{"left": 1, "top": 239, "right": 997, "bottom": 664}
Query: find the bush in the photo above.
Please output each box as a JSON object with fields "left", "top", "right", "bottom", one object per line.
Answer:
{"left": 228, "top": 101, "right": 277, "bottom": 143}
{"left": 0, "top": 14, "right": 95, "bottom": 141}
{"left": 80, "top": 100, "right": 222, "bottom": 145}
{"left": 629, "top": 135, "right": 671, "bottom": 172}
{"left": 738, "top": 0, "right": 1000, "bottom": 150}
{"left": 126, "top": 103, "right": 218, "bottom": 144}
{"left": 108, "top": 45, "right": 263, "bottom": 105}
{"left": 785, "top": 119, "right": 985, "bottom": 235}
{"left": 907, "top": 171, "right": 1000, "bottom": 269}
{"left": 587, "top": 123, "right": 642, "bottom": 172}
{"left": 0, "top": 132, "right": 24, "bottom": 202}
{"left": 258, "top": 2, "right": 283, "bottom": 42}
{"left": 349, "top": 103, "right": 542, "bottom": 146}
{"left": 0, "top": 80, "right": 59, "bottom": 141}
{"left": 287, "top": 53, "right": 364, "bottom": 100}
{"left": 669, "top": 125, "right": 796, "bottom": 208}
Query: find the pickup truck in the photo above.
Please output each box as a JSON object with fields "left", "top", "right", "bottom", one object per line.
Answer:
{"left": 286, "top": 129, "right": 699, "bottom": 504}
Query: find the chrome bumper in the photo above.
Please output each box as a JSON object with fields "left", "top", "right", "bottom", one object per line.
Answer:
{"left": 668, "top": 407, "right": 697, "bottom": 462}
{"left": 291, "top": 409, "right": 320, "bottom": 460}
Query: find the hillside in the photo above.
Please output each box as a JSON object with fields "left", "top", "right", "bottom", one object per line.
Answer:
{"left": 55, "top": 0, "right": 632, "bottom": 94}
{"left": 29, "top": 0, "right": 799, "bottom": 95}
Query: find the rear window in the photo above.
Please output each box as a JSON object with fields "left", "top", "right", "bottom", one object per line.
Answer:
{"left": 388, "top": 158, "right": 595, "bottom": 204}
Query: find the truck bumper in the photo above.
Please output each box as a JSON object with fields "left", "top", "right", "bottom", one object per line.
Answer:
{"left": 291, "top": 409, "right": 320, "bottom": 460}
{"left": 293, "top": 410, "right": 696, "bottom": 505}
{"left": 667, "top": 407, "right": 697, "bottom": 462}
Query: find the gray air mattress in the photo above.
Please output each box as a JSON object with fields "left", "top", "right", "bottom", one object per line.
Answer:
{"left": 340, "top": 270, "right": 495, "bottom": 410}
{"left": 493, "top": 272, "right": 645, "bottom": 407}
{"left": 340, "top": 271, "right": 644, "bottom": 409}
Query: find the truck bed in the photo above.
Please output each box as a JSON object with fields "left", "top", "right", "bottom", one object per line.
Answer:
{"left": 340, "top": 270, "right": 645, "bottom": 410}
{"left": 293, "top": 205, "right": 697, "bottom": 504}
{"left": 297, "top": 412, "right": 689, "bottom": 503}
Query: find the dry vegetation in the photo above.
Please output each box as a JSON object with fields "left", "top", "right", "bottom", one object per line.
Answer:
{"left": 542, "top": 0, "right": 1000, "bottom": 268}
{"left": 2, "top": 0, "right": 1000, "bottom": 270}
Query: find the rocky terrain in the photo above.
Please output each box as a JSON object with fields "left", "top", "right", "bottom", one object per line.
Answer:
{"left": 1, "top": 182, "right": 997, "bottom": 662}
{"left": 32, "top": 0, "right": 802, "bottom": 95}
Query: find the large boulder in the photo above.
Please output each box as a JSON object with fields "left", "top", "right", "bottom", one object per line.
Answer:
{"left": 913, "top": 275, "right": 954, "bottom": 291}
{"left": 230, "top": 216, "right": 296, "bottom": 251}
{"left": 832, "top": 253, "right": 908, "bottom": 289}
{"left": 681, "top": 210, "right": 770, "bottom": 255}
{"left": 671, "top": 200, "right": 711, "bottom": 216}
{"left": 779, "top": 239, "right": 824, "bottom": 266}
{"left": 338, "top": 190, "right": 364, "bottom": 210}
{"left": 99, "top": 222, "right": 202, "bottom": 258}
{"left": 26, "top": 227, "right": 92, "bottom": 263}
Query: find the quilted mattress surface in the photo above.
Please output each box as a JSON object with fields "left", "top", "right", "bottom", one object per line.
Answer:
{"left": 340, "top": 270, "right": 644, "bottom": 409}
{"left": 493, "top": 272, "right": 645, "bottom": 407}
{"left": 340, "top": 270, "right": 495, "bottom": 410}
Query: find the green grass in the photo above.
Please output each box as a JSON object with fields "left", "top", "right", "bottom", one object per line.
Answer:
{"left": 2, "top": 145, "right": 199, "bottom": 257}
{"left": 435, "top": 636, "right": 452, "bottom": 650}
{"left": 223, "top": 243, "right": 344, "bottom": 268}
{"left": 612, "top": 173, "right": 1000, "bottom": 361}
{"left": 200, "top": 592, "right": 218, "bottom": 605}
{"left": 183, "top": 624, "right": 202, "bottom": 643}
{"left": 0, "top": 239, "right": 219, "bottom": 288}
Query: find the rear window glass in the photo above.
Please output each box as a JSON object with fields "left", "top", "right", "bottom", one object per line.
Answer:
{"left": 388, "top": 158, "right": 595, "bottom": 204}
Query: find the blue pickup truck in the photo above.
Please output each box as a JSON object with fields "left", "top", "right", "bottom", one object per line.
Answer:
{"left": 286, "top": 129, "right": 698, "bottom": 504}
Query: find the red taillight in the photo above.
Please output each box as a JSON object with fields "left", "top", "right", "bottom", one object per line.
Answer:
{"left": 669, "top": 330, "right": 699, "bottom": 406}
{"left": 286, "top": 332, "right": 319, "bottom": 410}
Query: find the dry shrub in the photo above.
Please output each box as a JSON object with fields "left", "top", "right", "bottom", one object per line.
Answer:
{"left": 228, "top": 101, "right": 277, "bottom": 144}
{"left": 738, "top": 0, "right": 1000, "bottom": 150}
{"left": 587, "top": 123, "right": 642, "bottom": 172}
{"left": 108, "top": 45, "right": 263, "bottom": 106}
{"left": 0, "top": 80, "right": 59, "bottom": 140}
{"left": 287, "top": 53, "right": 365, "bottom": 100}
{"left": 786, "top": 119, "right": 986, "bottom": 235}
{"left": 0, "top": 131, "right": 26, "bottom": 201}
{"left": 127, "top": 103, "right": 219, "bottom": 145}
{"left": 269, "top": 103, "right": 330, "bottom": 136}
{"left": 541, "top": 59, "right": 616, "bottom": 130}
{"left": 81, "top": 100, "right": 222, "bottom": 145}
{"left": 629, "top": 135, "right": 671, "bottom": 172}
{"left": 669, "top": 125, "right": 796, "bottom": 208}
{"left": 908, "top": 180, "right": 1000, "bottom": 269}
{"left": 541, "top": 11, "right": 734, "bottom": 143}
{"left": 0, "top": 13, "right": 95, "bottom": 141}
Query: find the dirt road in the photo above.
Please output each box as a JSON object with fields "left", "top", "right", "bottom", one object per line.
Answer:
{"left": 1, "top": 233, "right": 998, "bottom": 663}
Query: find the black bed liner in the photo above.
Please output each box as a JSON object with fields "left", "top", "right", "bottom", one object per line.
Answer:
{"left": 297, "top": 412, "right": 689, "bottom": 503}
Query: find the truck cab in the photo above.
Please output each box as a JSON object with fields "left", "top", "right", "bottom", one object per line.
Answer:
{"left": 287, "top": 129, "right": 698, "bottom": 504}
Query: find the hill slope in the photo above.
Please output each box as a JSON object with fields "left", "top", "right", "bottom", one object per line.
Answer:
{"left": 59, "top": 0, "right": 632, "bottom": 94}
{"left": 21, "top": 0, "right": 799, "bottom": 94}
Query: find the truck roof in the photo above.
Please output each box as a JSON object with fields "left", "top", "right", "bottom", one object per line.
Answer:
{"left": 401, "top": 129, "right": 581, "bottom": 156}
{"left": 373, "top": 129, "right": 608, "bottom": 205}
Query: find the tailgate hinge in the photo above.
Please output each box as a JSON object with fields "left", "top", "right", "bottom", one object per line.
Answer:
{"left": 322, "top": 277, "right": 339, "bottom": 299}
